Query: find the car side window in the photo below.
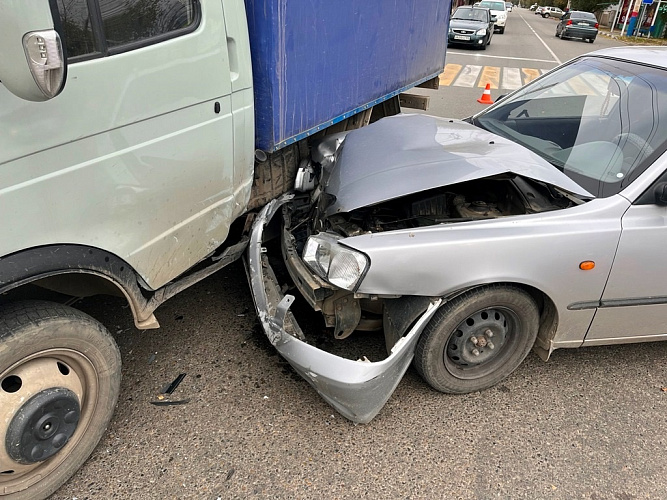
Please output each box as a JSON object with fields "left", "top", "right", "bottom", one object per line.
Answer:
{"left": 57, "top": 0, "right": 198, "bottom": 60}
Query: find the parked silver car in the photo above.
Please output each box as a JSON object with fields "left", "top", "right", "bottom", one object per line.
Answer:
{"left": 248, "top": 47, "right": 667, "bottom": 423}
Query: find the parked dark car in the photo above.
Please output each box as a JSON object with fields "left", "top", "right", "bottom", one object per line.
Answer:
{"left": 448, "top": 6, "right": 495, "bottom": 49}
{"left": 556, "top": 10, "right": 599, "bottom": 43}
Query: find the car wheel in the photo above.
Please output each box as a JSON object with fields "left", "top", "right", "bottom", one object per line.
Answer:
{"left": 499, "top": 26, "right": 505, "bottom": 34}
{"left": 555, "top": 30, "right": 560, "bottom": 37}
{"left": 0, "top": 301, "right": 121, "bottom": 500}
{"left": 414, "top": 285, "right": 539, "bottom": 394}
{"left": 543, "top": 13, "right": 549, "bottom": 17}
{"left": 588, "top": 37, "right": 595, "bottom": 43}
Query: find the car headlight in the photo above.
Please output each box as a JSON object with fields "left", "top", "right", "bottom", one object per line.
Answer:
{"left": 476, "top": 28, "right": 487, "bottom": 35}
{"left": 448, "top": 27, "right": 452, "bottom": 33}
{"left": 303, "top": 232, "right": 369, "bottom": 290}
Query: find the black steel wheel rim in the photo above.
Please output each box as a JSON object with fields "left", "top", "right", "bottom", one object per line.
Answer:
{"left": 443, "top": 307, "right": 520, "bottom": 380}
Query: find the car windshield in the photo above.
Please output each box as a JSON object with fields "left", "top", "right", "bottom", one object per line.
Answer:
{"left": 478, "top": 1, "right": 506, "bottom": 10}
{"left": 452, "top": 8, "right": 488, "bottom": 21}
{"left": 474, "top": 56, "right": 667, "bottom": 198}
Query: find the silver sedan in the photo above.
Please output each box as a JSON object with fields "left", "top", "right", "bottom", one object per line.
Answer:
{"left": 248, "top": 47, "right": 667, "bottom": 423}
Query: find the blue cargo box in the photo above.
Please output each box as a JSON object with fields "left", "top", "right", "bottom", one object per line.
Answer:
{"left": 244, "top": 0, "right": 450, "bottom": 152}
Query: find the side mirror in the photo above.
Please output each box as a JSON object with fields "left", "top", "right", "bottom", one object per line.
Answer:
{"left": 0, "top": 1, "right": 66, "bottom": 101}
{"left": 491, "top": 15, "right": 497, "bottom": 21}
{"left": 654, "top": 182, "right": 667, "bottom": 206}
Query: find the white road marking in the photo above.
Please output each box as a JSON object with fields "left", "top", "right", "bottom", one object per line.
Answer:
{"left": 502, "top": 67, "right": 523, "bottom": 89}
{"left": 447, "top": 51, "right": 558, "bottom": 64}
{"left": 519, "top": 14, "right": 562, "bottom": 65}
{"left": 453, "top": 65, "right": 483, "bottom": 87}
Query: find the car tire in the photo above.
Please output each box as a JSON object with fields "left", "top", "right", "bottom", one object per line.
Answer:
{"left": 414, "top": 285, "right": 539, "bottom": 394}
{"left": 499, "top": 26, "right": 505, "bottom": 34}
{"left": 588, "top": 38, "right": 595, "bottom": 43}
{"left": 543, "top": 13, "right": 549, "bottom": 17}
{"left": 0, "top": 301, "right": 121, "bottom": 500}
{"left": 555, "top": 29, "right": 560, "bottom": 37}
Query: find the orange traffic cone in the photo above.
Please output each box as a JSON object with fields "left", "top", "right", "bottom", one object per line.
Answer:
{"left": 477, "top": 83, "right": 494, "bottom": 104}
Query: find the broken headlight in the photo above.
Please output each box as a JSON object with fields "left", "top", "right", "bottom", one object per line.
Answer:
{"left": 302, "top": 232, "right": 369, "bottom": 290}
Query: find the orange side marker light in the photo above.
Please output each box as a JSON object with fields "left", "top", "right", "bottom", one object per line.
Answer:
{"left": 579, "top": 261, "right": 595, "bottom": 271}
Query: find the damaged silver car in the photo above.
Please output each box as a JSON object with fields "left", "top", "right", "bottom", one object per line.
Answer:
{"left": 247, "top": 47, "right": 667, "bottom": 423}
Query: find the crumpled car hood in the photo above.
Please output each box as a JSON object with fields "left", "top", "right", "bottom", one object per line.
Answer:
{"left": 322, "top": 114, "right": 593, "bottom": 216}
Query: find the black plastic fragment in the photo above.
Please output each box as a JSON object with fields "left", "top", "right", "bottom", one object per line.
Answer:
{"left": 161, "top": 373, "right": 187, "bottom": 395}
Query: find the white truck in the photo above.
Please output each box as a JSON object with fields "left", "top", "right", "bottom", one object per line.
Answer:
{"left": 0, "top": 0, "right": 448, "bottom": 497}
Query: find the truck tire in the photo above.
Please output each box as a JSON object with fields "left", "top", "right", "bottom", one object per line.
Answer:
{"left": 414, "top": 285, "right": 539, "bottom": 394}
{"left": 0, "top": 301, "right": 121, "bottom": 500}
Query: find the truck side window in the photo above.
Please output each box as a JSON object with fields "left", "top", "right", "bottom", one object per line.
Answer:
{"left": 100, "top": 0, "right": 196, "bottom": 48}
{"left": 57, "top": 0, "right": 99, "bottom": 58}
{"left": 56, "top": 0, "right": 198, "bottom": 60}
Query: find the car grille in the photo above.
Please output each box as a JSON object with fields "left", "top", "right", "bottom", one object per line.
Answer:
{"left": 452, "top": 28, "right": 475, "bottom": 34}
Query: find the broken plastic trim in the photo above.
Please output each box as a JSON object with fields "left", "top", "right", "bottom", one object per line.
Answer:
{"left": 246, "top": 194, "right": 443, "bottom": 423}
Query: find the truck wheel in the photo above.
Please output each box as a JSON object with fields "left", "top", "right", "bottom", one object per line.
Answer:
{"left": 0, "top": 301, "right": 121, "bottom": 500}
{"left": 414, "top": 285, "right": 539, "bottom": 394}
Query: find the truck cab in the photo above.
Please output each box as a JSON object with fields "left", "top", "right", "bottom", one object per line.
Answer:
{"left": 0, "top": 1, "right": 448, "bottom": 497}
{"left": 0, "top": 1, "right": 253, "bottom": 497}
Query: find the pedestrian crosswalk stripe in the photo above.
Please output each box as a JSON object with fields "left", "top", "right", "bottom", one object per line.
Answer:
{"left": 521, "top": 68, "right": 541, "bottom": 85}
{"left": 453, "top": 65, "right": 482, "bottom": 88}
{"left": 439, "top": 63, "right": 463, "bottom": 86}
{"left": 439, "top": 63, "right": 554, "bottom": 89}
{"left": 502, "top": 67, "right": 523, "bottom": 90}
{"left": 478, "top": 66, "right": 500, "bottom": 89}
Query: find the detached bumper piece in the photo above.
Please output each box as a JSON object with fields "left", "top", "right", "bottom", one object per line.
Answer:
{"left": 246, "top": 194, "right": 442, "bottom": 423}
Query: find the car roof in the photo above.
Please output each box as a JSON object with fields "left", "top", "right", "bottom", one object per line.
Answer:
{"left": 587, "top": 47, "right": 667, "bottom": 70}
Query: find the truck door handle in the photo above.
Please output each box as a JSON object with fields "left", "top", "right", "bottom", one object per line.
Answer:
{"left": 227, "top": 36, "right": 239, "bottom": 83}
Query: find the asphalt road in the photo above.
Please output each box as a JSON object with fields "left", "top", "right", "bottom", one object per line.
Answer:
{"left": 54, "top": 10, "right": 667, "bottom": 500}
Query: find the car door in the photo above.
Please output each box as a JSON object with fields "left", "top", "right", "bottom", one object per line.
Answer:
{"left": 0, "top": 0, "right": 248, "bottom": 289}
{"left": 585, "top": 166, "right": 667, "bottom": 342}
{"left": 557, "top": 13, "right": 569, "bottom": 34}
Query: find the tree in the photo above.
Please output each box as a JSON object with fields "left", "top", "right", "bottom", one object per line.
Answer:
{"left": 570, "top": 0, "right": 612, "bottom": 13}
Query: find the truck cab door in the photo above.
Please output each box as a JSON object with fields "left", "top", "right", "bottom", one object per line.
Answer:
{"left": 0, "top": 0, "right": 250, "bottom": 289}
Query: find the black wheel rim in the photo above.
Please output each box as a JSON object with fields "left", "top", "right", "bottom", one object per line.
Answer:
{"left": 443, "top": 307, "right": 521, "bottom": 380}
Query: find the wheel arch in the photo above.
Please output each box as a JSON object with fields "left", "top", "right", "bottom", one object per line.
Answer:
{"left": 383, "top": 281, "right": 559, "bottom": 361}
{"left": 0, "top": 245, "right": 158, "bottom": 330}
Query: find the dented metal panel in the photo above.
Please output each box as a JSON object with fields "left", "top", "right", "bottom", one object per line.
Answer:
{"left": 247, "top": 195, "right": 443, "bottom": 423}
{"left": 323, "top": 114, "right": 593, "bottom": 217}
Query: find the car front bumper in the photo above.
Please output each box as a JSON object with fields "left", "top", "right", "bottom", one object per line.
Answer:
{"left": 246, "top": 194, "right": 442, "bottom": 423}
{"left": 448, "top": 33, "right": 487, "bottom": 46}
